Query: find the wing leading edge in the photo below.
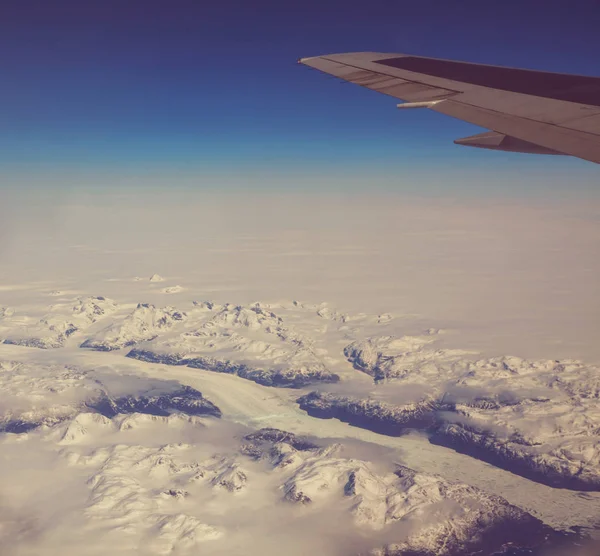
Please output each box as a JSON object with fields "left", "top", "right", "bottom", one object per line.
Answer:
{"left": 299, "top": 53, "right": 600, "bottom": 164}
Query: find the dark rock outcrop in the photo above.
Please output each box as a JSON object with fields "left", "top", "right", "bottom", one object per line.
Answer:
{"left": 86, "top": 385, "right": 221, "bottom": 419}
{"left": 127, "top": 349, "right": 340, "bottom": 389}
{"left": 296, "top": 391, "right": 437, "bottom": 436}
{"left": 243, "top": 427, "right": 319, "bottom": 452}
{"left": 430, "top": 423, "right": 600, "bottom": 492}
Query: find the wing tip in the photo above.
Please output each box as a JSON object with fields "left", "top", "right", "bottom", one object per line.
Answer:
{"left": 298, "top": 52, "right": 409, "bottom": 66}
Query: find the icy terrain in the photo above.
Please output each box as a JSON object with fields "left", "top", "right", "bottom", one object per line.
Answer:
{"left": 5, "top": 293, "right": 597, "bottom": 492}
{"left": 0, "top": 360, "right": 221, "bottom": 434}
{"left": 0, "top": 245, "right": 599, "bottom": 555}
{"left": 0, "top": 396, "right": 587, "bottom": 556}
{"left": 80, "top": 303, "right": 186, "bottom": 351}
{"left": 338, "top": 337, "right": 600, "bottom": 491}
{"left": 1, "top": 168, "right": 600, "bottom": 556}
{"left": 125, "top": 301, "right": 340, "bottom": 387}
{"left": 2, "top": 296, "right": 118, "bottom": 349}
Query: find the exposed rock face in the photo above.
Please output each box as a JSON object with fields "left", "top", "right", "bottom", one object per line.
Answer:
{"left": 316, "top": 305, "right": 349, "bottom": 322}
{"left": 240, "top": 428, "right": 321, "bottom": 471}
{"left": 309, "top": 336, "right": 600, "bottom": 492}
{"left": 371, "top": 467, "right": 553, "bottom": 555}
{"left": 296, "top": 391, "right": 437, "bottom": 436}
{"left": 430, "top": 423, "right": 600, "bottom": 491}
{"left": 2, "top": 417, "right": 71, "bottom": 434}
{"left": 298, "top": 378, "right": 600, "bottom": 490}
{"left": 243, "top": 428, "right": 319, "bottom": 452}
{"left": 434, "top": 356, "right": 600, "bottom": 491}
{"left": 128, "top": 348, "right": 339, "bottom": 388}
{"left": 86, "top": 385, "right": 222, "bottom": 419}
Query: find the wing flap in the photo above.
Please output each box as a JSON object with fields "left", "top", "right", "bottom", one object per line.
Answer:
{"left": 455, "top": 131, "right": 565, "bottom": 155}
{"left": 436, "top": 99, "right": 600, "bottom": 163}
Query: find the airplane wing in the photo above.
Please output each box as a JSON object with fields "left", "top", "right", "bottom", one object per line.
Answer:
{"left": 298, "top": 52, "right": 600, "bottom": 164}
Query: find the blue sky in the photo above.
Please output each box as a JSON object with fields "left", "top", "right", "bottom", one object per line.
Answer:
{"left": 1, "top": 0, "right": 599, "bottom": 194}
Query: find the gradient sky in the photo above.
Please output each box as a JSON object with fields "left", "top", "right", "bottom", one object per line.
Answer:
{"left": 1, "top": 0, "right": 600, "bottom": 193}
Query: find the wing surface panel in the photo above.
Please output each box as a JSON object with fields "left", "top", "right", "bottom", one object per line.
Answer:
{"left": 299, "top": 52, "right": 600, "bottom": 163}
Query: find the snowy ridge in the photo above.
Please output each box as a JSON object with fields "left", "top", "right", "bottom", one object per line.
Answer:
{"left": 297, "top": 338, "right": 600, "bottom": 490}
{"left": 72, "top": 296, "right": 119, "bottom": 322}
{"left": 3, "top": 296, "right": 118, "bottom": 349}
{"left": 284, "top": 453, "right": 549, "bottom": 554}
{"left": 86, "top": 384, "right": 222, "bottom": 419}
{"left": 0, "top": 361, "right": 101, "bottom": 433}
{"left": 0, "top": 349, "right": 594, "bottom": 556}
{"left": 3, "top": 294, "right": 600, "bottom": 489}
{"left": 344, "top": 333, "right": 475, "bottom": 383}
{"left": 126, "top": 302, "right": 340, "bottom": 387}
{"left": 51, "top": 421, "right": 581, "bottom": 556}
{"left": 81, "top": 303, "right": 186, "bottom": 351}
{"left": 2, "top": 292, "right": 600, "bottom": 553}
{"left": 2, "top": 297, "right": 394, "bottom": 386}
{"left": 243, "top": 429, "right": 585, "bottom": 555}
{"left": 297, "top": 391, "right": 438, "bottom": 436}
{"left": 80, "top": 442, "right": 223, "bottom": 554}
{"left": 4, "top": 314, "right": 79, "bottom": 349}
{"left": 0, "top": 360, "right": 221, "bottom": 434}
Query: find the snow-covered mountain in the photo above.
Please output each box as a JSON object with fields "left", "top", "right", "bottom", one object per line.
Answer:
{"left": 0, "top": 360, "right": 221, "bottom": 434}
{"left": 300, "top": 337, "right": 600, "bottom": 491}
{"left": 344, "top": 333, "right": 473, "bottom": 383}
{"left": 297, "top": 391, "right": 438, "bottom": 436}
{"left": 429, "top": 355, "right": 600, "bottom": 490}
{"left": 3, "top": 295, "right": 600, "bottom": 491}
{"left": 1, "top": 293, "right": 599, "bottom": 554}
{"left": 125, "top": 302, "right": 340, "bottom": 387}
{"left": 81, "top": 303, "right": 186, "bottom": 351}
{"left": 3, "top": 296, "right": 118, "bottom": 349}
{"left": 49, "top": 420, "right": 586, "bottom": 556}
